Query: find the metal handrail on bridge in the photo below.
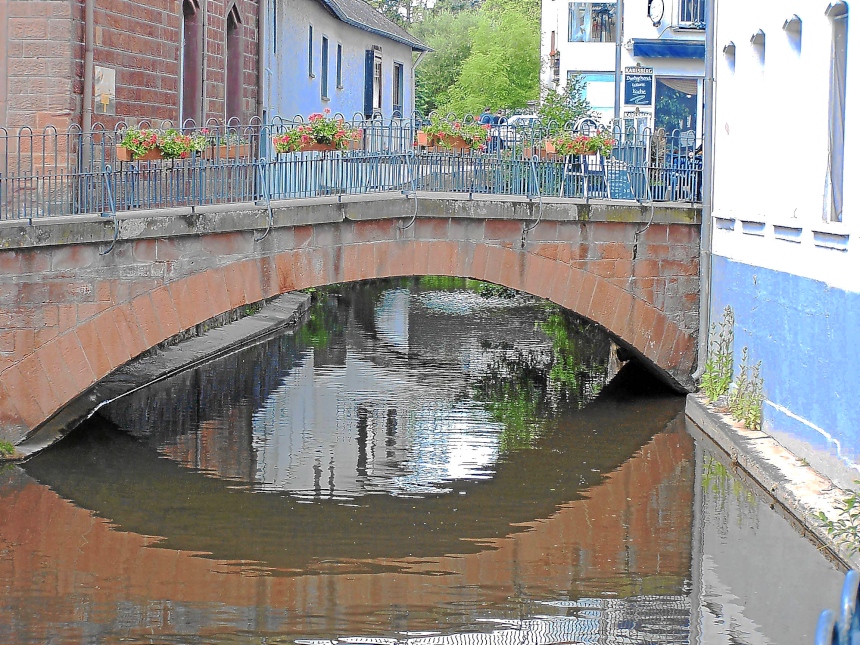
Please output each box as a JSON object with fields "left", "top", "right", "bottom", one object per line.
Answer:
{"left": 0, "top": 117, "right": 702, "bottom": 222}
{"left": 816, "top": 570, "right": 860, "bottom": 645}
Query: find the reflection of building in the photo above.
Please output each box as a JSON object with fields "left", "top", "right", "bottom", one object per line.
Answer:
{"left": 708, "top": 0, "right": 859, "bottom": 490}
{"left": 540, "top": 0, "right": 705, "bottom": 139}
{"left": 0, "top": 425, "right": 695, "bottom": 643}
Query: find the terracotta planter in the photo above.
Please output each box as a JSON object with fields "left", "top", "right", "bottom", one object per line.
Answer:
{"left": 439, "top": 134, "right": 471, "bottom": 153}
{"left": 116, "top": 146, "right": 163, "bottom": 162}
{"left": 300, "top": 142, "right": 337, "bottom": 153}
{"left": 207, "top": 143, "right": 250, "bottom": 160}
{"left": 416, "top": 131, "right": 435, "bottom": 147}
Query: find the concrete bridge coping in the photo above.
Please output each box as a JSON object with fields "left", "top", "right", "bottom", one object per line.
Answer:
{"left": 0, "top": 192, "right": 702, "bottom": 448}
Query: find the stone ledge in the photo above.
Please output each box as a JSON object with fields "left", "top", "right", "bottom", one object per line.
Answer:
{"left": 0, "top": 193, "right": 701, "bottom": 250}
{"left": 685, "top": 392, "right": 860, "bottom": 569}
{"left": 5, "top": 291, "right": 311, "bottom": 461}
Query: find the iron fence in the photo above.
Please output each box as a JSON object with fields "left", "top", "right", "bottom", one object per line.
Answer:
{"left": 0, "top": 117, "right": 701, "bottom": 221}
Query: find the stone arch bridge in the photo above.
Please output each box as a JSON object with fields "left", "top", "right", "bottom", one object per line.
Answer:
{"left": 0, "top": 193, "right": 700, "bottom": 450}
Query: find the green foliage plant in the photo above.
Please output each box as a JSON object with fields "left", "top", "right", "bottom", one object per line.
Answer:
{"left": 728, "top": 347, "right": 763, "bottom": 431}
{"left": 0, "top": 440, "right": 14, "bottom": 457}
{"left": 701, "top": 305, "right": 734, "bottom": 402}
{"left": 537, "top": 77, "right": 594, "bottom": 133}
{"left": 819, "top": 481, "right": 860, "bottom": 556}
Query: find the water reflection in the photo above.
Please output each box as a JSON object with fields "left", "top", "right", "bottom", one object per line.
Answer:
{"left": 0, "top": 279, "right": 843, "bottom": 645}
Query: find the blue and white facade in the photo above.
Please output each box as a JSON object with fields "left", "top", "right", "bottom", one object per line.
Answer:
{"left": 540, "top": 0, "right": 706, "bottom": 139}
{"left": 710, "top": 0, "right": 858, "bottom": 488}
{"left": 263, "top": 0, "right": 428, "bottom": 120}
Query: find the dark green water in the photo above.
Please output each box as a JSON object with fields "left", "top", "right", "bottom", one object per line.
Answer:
{"left": 0, "top": 279, "right": 844, "bottom": 644}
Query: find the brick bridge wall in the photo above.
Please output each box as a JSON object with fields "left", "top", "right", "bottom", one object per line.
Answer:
{"left": 0, "top": 194, "right": 701, "bottom": 446}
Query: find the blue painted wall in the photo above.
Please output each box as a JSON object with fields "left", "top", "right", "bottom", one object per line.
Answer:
{"left": 264, "top": 0, "right": 415, "bottom": 120}
{"left": 710, "top": 255, "right": 860, "bottom": 483}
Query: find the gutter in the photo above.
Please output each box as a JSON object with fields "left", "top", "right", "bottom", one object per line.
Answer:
{"left": 257, "top": 0, "right": 266, "bottom": 119}
{"left": 692, "top": 0, "right": 716, "bottom": 380}
{"left": 82, "top": 0, "right": 94, "bottom": 154}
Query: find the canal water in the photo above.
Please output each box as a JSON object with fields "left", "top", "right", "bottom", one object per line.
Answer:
{"left": 0, "top": 279, "right": 845, "bottom": 645}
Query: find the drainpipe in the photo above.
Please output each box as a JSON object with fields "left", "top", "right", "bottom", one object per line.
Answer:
{"left": 692, "top": 0, "right": 716, "bottom": 381}
{"left": 82, "top": 0, "right": 95, "bottom": 162}
{"left": 613, "top": 0, "right": 624, "bottom": 122}
{"left": 257, "top": 0, "right": 266, "bottom": 120}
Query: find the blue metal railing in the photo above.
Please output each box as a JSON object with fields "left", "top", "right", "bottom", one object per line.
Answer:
{"left": 816, "top": 570, "right": 860, "bottom": 645}
{"left": 0, "top": 117, "right": 702, "bottom": 221}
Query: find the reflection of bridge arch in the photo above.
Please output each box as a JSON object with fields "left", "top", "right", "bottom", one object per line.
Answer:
{"left": 0, "top": 203, "right": 699, "bottom": 448}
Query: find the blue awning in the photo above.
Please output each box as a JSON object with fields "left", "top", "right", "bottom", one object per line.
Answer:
{"left": 631, "top": 39, "right": 705, "bottom": 59}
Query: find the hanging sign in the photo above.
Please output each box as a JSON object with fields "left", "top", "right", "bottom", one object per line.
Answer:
{"left": 624, "top": 66, "right": 654, "bottom": 106}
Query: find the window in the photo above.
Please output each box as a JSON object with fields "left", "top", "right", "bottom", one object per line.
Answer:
{"left": 393, "top": 62, "right": 404, "bottom": 115}
{"left": 826, "top": 1, "right": 848, "bottom": 221}
{"left": 180, "top": 0, "right": 203, "bottom": 125}
{"left": 363, "top": 48, "right": 383, "bottom": 117}
{"left": 568, "top": 71, "right": 615, "bottom": 119}
{"left": 678, "top": 0, "right": 705, "bottom": 29}
{"left": 321, "top": 36, "right": 329, "bottom": 99}
{"left": 568, "top": 2, "right": 616, "bottom": 43}
{"left": 374, "top": 53, "right": 383, "bottom": 112}
{"left": 271, "top": 0, "right": 277, "bottom": 52}
{"left": 308, "top": 25, "right": 314, "bottom": 77}
{"left": 225, "top": 4, "right": 243, "bottom": 122}
{"left": 336, "top": 44, "right": 343, "bottom": 88}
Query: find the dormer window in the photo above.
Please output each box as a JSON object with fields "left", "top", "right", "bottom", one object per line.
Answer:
{"left": 568, "top": 2, "right": 616, "bottom": 43}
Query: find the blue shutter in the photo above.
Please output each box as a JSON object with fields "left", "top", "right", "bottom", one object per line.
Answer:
{"left": 364, "top": 50, "right": 374, "bottom": 118}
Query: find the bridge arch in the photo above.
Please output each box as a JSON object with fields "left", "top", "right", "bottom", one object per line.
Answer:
{"left": 0, "top": 201, "right": 699, "bottom": 449}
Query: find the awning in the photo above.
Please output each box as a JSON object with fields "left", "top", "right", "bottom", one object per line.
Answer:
{"left": 631, "top": 39, "right": 706, "bottom": 59}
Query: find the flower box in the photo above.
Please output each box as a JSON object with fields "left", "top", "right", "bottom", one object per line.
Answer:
{"left": 207, "top": 143, "right": 251, "bottom": 160}
{"left": 116, "top": 146, "right": 163, "bottom": 162}
{"left": 416, "top": 131, "right": 435, "bottom": 147}
{"left": 299, "top": 142, "right": 337, "bottom": 153}
{"left": 439, "top": 134, "right": 471, "bottom": 153}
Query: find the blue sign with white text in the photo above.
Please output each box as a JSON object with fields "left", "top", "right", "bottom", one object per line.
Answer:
{"left": 624, "top": 70, "right": 654, "bottom": 106}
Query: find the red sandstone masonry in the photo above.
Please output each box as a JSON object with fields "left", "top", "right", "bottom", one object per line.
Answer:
{"left": 0, "top": 216, "right": 699, "bottom": 444}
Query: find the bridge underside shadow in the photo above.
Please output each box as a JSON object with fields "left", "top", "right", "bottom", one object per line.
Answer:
{"left": 0, "top": 213, "right": 699, "bottom": 446}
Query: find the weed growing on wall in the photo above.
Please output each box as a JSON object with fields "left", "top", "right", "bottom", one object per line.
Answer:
{"left": 0, "top": 441, "right": 14, "bottom": 457}
{"left": 728, "top": 347, "right": 764, "bottom": 431}
{"left": 700, "top": 305, "right": 734, "bottom": 402}
{"left": 819, "top": 482, "right": 860, "bottom": 556}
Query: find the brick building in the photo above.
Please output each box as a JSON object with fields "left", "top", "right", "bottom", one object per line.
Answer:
{"left": 0, "top": 0, "right": 260, "bottom": 132}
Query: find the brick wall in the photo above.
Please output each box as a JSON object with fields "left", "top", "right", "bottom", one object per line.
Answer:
{"left": 0, "top": 0, "right": 258, "bottom": 132}
{"left": 81, "top": 0, "right": 259, "bottom": 128}
{"left": 1, "top": 0, "right": 77, "bottom": 131}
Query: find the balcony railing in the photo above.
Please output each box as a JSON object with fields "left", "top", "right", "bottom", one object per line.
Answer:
{"left": 0, "top": 116, "right": 702, "bottom": 222}
{"left": 678, "top": 0, "right": 706, "bottom": 29}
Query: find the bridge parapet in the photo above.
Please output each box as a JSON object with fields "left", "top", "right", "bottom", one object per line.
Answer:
{"left": 0, "top": 194, "right": 700, "bottom": 448}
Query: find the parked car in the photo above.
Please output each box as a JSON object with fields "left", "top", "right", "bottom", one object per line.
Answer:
{"left": 490, "top": 114, "right": 541, "bottom": 149}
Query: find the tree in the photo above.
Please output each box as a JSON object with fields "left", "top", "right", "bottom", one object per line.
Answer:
{"left": 439, "top": 5, "right": 540, "bottom": 114}
{"left": 367, "top": 0, "right": 428, "bottom": 27}
{"left": 413, "top": 10, "right": 481, "bottom": 115}
{"left": 537, "top": 76, "right": 594, "bottom": 132}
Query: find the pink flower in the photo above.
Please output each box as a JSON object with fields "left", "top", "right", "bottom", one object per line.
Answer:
{"left": 324, "top": 108, "right": 331, "bottom": 114}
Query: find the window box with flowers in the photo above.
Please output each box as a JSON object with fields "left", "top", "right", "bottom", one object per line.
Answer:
{"left": 272, "top": 109, "right": 362, "bottom": 154}
{"left": 416, "top": 115, "right": 492, "bottom": 153}
{"left": 117, "top": 128, "right": 208, "bottom": 161}
{"left": 544, "top": 132, "right": 614, "bottom": 158}
{"left": 204, "top": 130, "right": 252, "bottom": 160}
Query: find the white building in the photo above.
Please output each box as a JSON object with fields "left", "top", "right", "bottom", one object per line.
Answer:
{"left": 540, "top": 0, "right": 706, "bottom": 139}
{"left": 708, "top": 0, "right": 859, "bottom": 488}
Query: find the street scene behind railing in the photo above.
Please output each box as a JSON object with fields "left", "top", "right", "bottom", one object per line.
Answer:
{"left": 0, "top": 113, "right": 702, "bottom": 220}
